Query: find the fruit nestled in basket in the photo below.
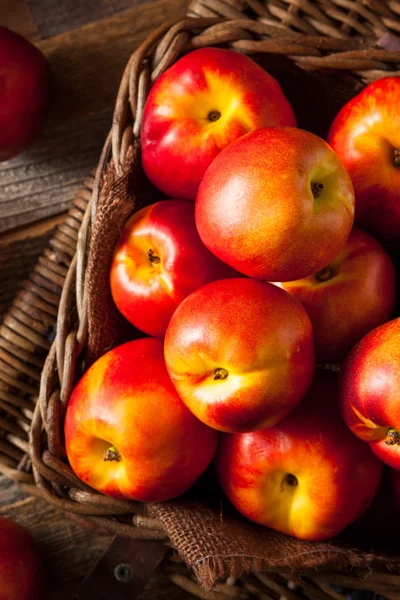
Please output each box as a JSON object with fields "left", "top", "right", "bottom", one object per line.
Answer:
{"left": 0, "top": 26, "right": 50, "bottom": 161}
{"left": 110, "top": 199, "right": 238, "bottom": 337}
{"left": 141, "top": 47, "right": 295, "bottom": 200}
{"left": 164, "top": 278, "right": 314, "bottom": 433}
{"left": 328, "top": 77, "right": 400, "bottom": 241}
{"left": 340, "top": 318, "right": 400, "bottom": 470}
{"left": 0, "top": 515, "right": 45, "bottom": 600}
{"left": 217, "top": 372, "right": 382, "bottom": 541}
{"left": 195, "top": 127, "right": 355, "bottom": 282}
{"left": 276, "top": 227, "right": 396, "bottom": 362}
{"left": 64, "top": 338, "right": 218, "bottom": 502}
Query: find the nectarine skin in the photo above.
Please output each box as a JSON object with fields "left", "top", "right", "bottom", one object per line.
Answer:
{"left": 196, "top": 127, "right": 355, "bottom": 281}
{"left": 277, "top": 227, "right": 396, "bottom": 362}
{"left": 164, "top": 278, "right": 314, "bottom": 433}
{"left": 328, "top": 77, "right": 400, "bottom": 240}
{"left": 110, "top": 200, "right": 238, "bottom": 336}
{"left": 217, "top": 373, "right": 382, "bottom": 541}
{"left": 64, "top": 338, "right": 218, "bottom": 501}
{"left": 0, "top": 515, "right": 45, "bottom": 600}
{"left": 0, "top": 26, "right": 50, "bottom": 160}
{"left": 141, "top": 47, "right": 295, "bottom": 200}
{"left": 340, "top": 318, "right": 400, "bottom": 470}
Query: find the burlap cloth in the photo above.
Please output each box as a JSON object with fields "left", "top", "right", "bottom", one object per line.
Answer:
{"left": 148, "top": 500, "right": 398, "bottom": 588}
{"left": 85, "top": 71, "right": 400, "bottom": 586}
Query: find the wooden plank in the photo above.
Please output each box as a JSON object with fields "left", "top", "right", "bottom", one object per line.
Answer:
{"left": 37, "top": 0, "right": 187, "bottom": 127}
{"left": 0, "top": 217, "right": 65, "bottom": 320}
{"left": 0, "top": 473, "right": 27, "bottom": 507}
{"left": 0, "top": 486, "right": 193, "bottom": 600}
{"left": 0, "top": 0, "right": 40, "bottom": 42}
{"left": 0, "top": 0, "right": 187, "bottom": 235}
{"left": 0, "top": 495, "right": 110, "bottom": 598}
{"left": 26, "top": 0, "right": 145, "bottom": 38}
{"left": 0, "top": 109, "right": 109, "bottom": 234}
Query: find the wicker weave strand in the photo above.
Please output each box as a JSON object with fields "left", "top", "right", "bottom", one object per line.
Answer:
{"left": 188, "top": 0, "right": 400, "bottom": 40}
{"left": 0, "top": 180, "right": 92, "bottom": 488}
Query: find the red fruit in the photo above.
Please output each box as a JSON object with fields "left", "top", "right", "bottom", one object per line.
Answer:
{"left": 277, "top": 227, "right": 395, "bottom": 362}
{"left": 141, "top": 47, "right": 295, "bottom": 200}
{"left": 65, "top": 338, "right": 218, "bottom": 501}
{"left": 328, "top": 77, "right": 400, "bottom": 240}
{"left": 164, "top": 278, "right": 314, "bottom": 433}
{"left": 196, "top": 127, "right": 355, "bottom": 281}
{"left": 217, "top": 372, "right": 382, "bottom": 541}
{"left": 340, "top": 318, "right": 400, "bottom": 469}
{"left": 0, "top": 515, "right": 45, "bottom": 600}
{"left": 0, "top": 26, "right": 50, "bottom": 160}
{"left": 110, "top": 200, "right": 238, "bottom": 336}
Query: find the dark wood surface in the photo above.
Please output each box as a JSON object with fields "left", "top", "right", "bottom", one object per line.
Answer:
{"left": 0, "top": 0, "right": 187, "bottom": 320}
{"left": 0, "top": 1, "right": 191, "bottom": 597}
{"left": 0, "top": 482, "right": 191, "bottom": 599}
{"left": 26, "top": 0, "right": 144, "bottom": 37}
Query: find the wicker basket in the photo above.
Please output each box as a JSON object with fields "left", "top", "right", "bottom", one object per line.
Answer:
{"left": 1, "top": 1, "right": 400, "bottom": 597}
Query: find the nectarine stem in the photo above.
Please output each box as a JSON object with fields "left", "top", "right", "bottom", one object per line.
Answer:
{"left": 103, "top": 446, "right": 122, "bottom": 462}
{"left": 213, "top": 367, "right": 229, "bottom": 381}
{"left": 285, "top": 473, "right": 298, "bottom": 487}
{"left": 316, "top": 266, "right": 332, "bottom": 282}
{"left": 385, "top": 428, "right": 400, "bottom": 446}
{"left": 394, "top": 149, "right": 400, "bottom": 167}
{"left": 208, "top": 110, "right": 221, "bottom": 122}
{"left": 311, "top": 182, "right": 324, "bottom": 199}
{"left": 148, "top": 249, "right": 160, "bottom": 265}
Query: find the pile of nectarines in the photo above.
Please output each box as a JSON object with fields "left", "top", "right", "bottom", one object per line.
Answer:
{"left": 65, "top": 48, "right": 400, "bottom": 542}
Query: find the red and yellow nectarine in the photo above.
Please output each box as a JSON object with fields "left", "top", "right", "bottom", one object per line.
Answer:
{"left": 340, "top": 318, "right": 400, "bottom": 470}
{"left": 141, "top": 47, "right": 295, "bottom": 200}
{"left": 110, "top": 200, "right": 237, "bottom": 336}
{"left": 328, "top": 77, "right": 400, "bottom": 240}
{"left": 277, "top": 227, "right": 395, "bottom": 362}
{"left": 65, "top": 338, "right": 218, "bottom": 501}
{"left": 217, "top": 372, "right": 382, "bottom": 541}
{"left": 164, "top": 278, "right": 314, "bottom": 433}
{"left": 196, "top": 127, "right": 355, "bottom": 281}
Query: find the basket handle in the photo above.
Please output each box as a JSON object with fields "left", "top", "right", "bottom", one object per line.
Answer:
{"left": 73, "top": 537, "right": 168, "bottom": 599}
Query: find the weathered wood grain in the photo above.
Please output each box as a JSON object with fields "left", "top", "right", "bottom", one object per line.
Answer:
{"left": 0, "top": 473, "right": 26, "bottom": 507}
{"left": 27, "top": 0, "right": 146, "bottom": 37}
{"left": 0, "top": 0, "right": 40, "bottom": 41}
{"left": 37, "top": 0, "right": 187, "bottom": 127}
{"left": 0, "top": 0, "right": 186, "bottom": 237}
{"left": 0, "top": 485, "right": 193, "bottom": 600}
{"left": 0, "top": 219, "right": 65, "bottom": 320}
{"left": 0, "top": 108, "right": 109, "bottom": 234}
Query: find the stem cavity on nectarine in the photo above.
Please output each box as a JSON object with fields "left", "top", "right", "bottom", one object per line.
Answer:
{"left": 208, "top": 110, "right": 221, "bottom": 122}
{"left": 213, "top": 367, "right": 229, "bottom": 381}
{"left": 285, "top": 473, "right": 298, "bottom": 487}
{"left": 103, "top": 445, "right": 122, "bottom": 462}
{"left": 394, "top": 148, "right": 400, "bottom": 167}
{"left": 316, "top": 266, "right": 332, "bottom": 282}
{"left": 385, "top": 428, "right": 400, "bottom": 446}
{"left": 311, "top": 181, "right": 324, "bottom": 199}
{"left": 148, "top": 248, "right": 161, "bottom": 265}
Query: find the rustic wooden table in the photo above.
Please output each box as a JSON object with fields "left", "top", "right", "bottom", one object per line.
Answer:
{"left": 0, "top": 1, "right": 193, "bottom": 597}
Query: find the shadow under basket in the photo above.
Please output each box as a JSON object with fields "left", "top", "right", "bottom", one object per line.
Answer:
{"left": 1, "top": 2, "right": 400, "bottom": 598}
